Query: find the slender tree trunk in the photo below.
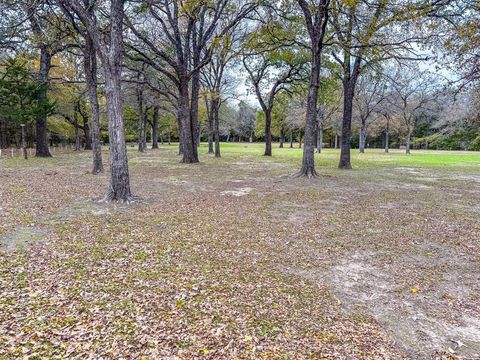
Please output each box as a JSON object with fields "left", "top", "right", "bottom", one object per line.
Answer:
{"left": 334, "top": 134, "right": 338, "bottom": 149}
{"left": 384, "top": 118, "right": 389, "bottom": 153}
{"left": 317, "top": 122, "right": 323, "bottom": 153}
{"left": 142, "top": 108, "right": 147, "bottom": 150}
{"left": 36, "top": 47, "right": 52, "bottom": 157}
{"left": 290, "top": 131, "right": 294, "bottom": 148}
{"left": 206, "top": 97, "right": 214, "bottom": 154}
{"left": 339, "top": 81, "right": 355, "bottom": 169}
{"left": 299, "top": 132, "right": 303, "bottom": 149}
{"left": 152, "top": 105, "right": 159, "bottom": 149}
{"left": 213, "top": 98, "right": 221, "bottom": 158}
{"left": 136, "top": 88, "right": 146, "bottom": 152}
{"left": 83, "top": 122, "right": 92, "bottom": 150}
{"left": 279, "top": 129, "right": 284, "bottom": 148}
{"left": 177, "top": 114, "right": 184, "bottom": 155}
{"left": 74, "top": 111, "right": 81, "bottom": 151}
{"left": 264, "top": 109, "right": 272, "bottom": 156}
{"left": 406, "top": 125, "right": 412, "bottom": 154}
{"left": 84, "top": 33, "right": 103, "bottom": 173}
{"left": 359, "top": 118, "right": 366, "bottom": 153}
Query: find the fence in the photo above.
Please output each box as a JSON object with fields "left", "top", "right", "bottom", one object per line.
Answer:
{"left": 0, "top": 144, "right": 77, "bottom": 159}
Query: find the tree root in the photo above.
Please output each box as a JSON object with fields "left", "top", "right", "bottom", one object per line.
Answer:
{"left": 291, "top": 167, "right": 319, "bottom": 178}
{"left": 99, "top": 185, "right": 137, "bottom": 204}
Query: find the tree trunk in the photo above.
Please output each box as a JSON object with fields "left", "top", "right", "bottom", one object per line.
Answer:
{"left": 178, "top": 79, "right": 198, "bottom": 163}
{"left": 406, "top": 126, "right": 412, "bottom": 154}
{"left": 264, "top": 109, "right": 272, "bottom": 156}
{"left": 384, "top": 118, "right": 389, "bottom": 153}
{"left": 279, "top": 129, "right": 284, "bottom": 148}
{"left": 290, "top": 131, "right": 294, "bottom": 148}
{"left": 213, "top": 98, "right": 221, "bottom": 158}
{"left": 35, "top": 46, "right": 52, "bottom": 157}
{"left": 103, "top": 64, "right": 132, "bottom": 201}
{"left": 152, "top": 105, "right": 159, "bottom": 149}
{"left": 317, "top": 122, "right": 323, "bottom": 153}
{"left": 339, "top": 81, "right": 355, "bottom": 169}
{"left": 298, "top": 43, "right": 320, "bottom": 177}
{"left": 299, "top": 132, "right": 303, "bottom": 149}
{"left": 74, "top": 111, "right": 81, "bottom": 151}
{"left": 83, "top": 122, "right": 92, "bottom": 150}
{"left": 359, "top": 118, "right": 366, "bottom": 153}
{"left": 206, "top": 98, "right": 214, "bottom": 154}
{"left": 84, "top": 32, "right": 103, "bottom": 173}
{"left": 190, "top": 71, "right": 201, "bottom": 149}
{"left": 136, "top": 88, "right": 146, "bottom": 152}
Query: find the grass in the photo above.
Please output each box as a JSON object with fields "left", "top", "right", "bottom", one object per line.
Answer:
{"left": 206, "top": 142, "right": 480, "bottom": 170}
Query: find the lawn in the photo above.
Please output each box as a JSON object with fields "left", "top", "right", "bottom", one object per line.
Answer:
{"left": 1, "top": 143, "right": 479, "bottom": 359}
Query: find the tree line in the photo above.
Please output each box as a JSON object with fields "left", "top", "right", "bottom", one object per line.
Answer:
{"left": 0, "top": 0, "right": 478, "bottom": 201}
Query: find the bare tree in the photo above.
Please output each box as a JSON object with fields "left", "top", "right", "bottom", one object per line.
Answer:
{"left": 387, "top": 66, "right": 438, "bottom": 154}
{"left": 243, "top": 53, "right": 303, "bottom": 156}
{"left": 59, "top": 0, "right": 132, "bottom": 201}
{"left": 353, "top": 74, "right": 386, "bottom": 153}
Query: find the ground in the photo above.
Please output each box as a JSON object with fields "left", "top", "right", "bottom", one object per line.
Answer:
{"left": 0, "top": 143, "right": 479, "bottom": 359}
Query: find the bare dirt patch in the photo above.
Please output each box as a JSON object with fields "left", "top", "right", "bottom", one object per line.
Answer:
{"left": 0, "top": 225, "right": 51, "bottom": 252}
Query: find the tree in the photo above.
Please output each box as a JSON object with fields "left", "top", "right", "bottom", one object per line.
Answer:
{"left": 125, "top": 0, "right": 256, "bottom": 163}
{"left": 330, "top": 0, "right": 452, "bottom": 168}
{"left": 353, "top": 73, "right": 386, "bottom": 153}
{"left": 202, "top": 30, "right": 241, "bottom": 157}
{"left": 295, "top": 0, "right": 329, "bottom": 177}
{"left": 19, "top": 0, "right": 71, "bottom": 157}
{"left": 0, "top": 56, "right": 55, "bottom": 134}
{"left": 387, "top": 66, "right": 438, "bottom": 154}
{"left": 243, "top": 50, "right": 304, "bottom": 156}
{"left": 59, "top": 0, "right": 132, "bottom": 201}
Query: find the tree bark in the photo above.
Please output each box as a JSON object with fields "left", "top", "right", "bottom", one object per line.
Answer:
{"left": 136, "top": 88, "right": 146, "bottom": 153}
{"left": 190, "top": 70, "right": 201, "bottom": 149}
{"left": 83, "top": 30, "right": 103, "bottom": 173}
{"left": 178, "top": 79, "right": 198, "bottom": 163}
{"left": 296, "top": 0, "right": 329, "bottom": 178}
{"left": 384, "top": 117, "right": 389, "bottom": 153}
{"left": 264, "top": 109, "right": 272, "bottom": 156}
{"left": 83, "top": 122, "right": 92, "bottom": 150}
{"left": 152, "top": 105, "right": 159, "bottom": 149}
{"left": 298, "top": 43, "right": 320, "bottom": 177}
{"left": 35, "top": 46, "right": 52, "bottom": 157}
{"left": 317, "top": 122, "right": 323, "bottom": 153}
{"left": 279, "top": 129, "right": 284, "bottom": 148}
{"left": 206, "top": 97, "right": 214, "bottom": 154}
{"left": 359, "top": 117, "right": 366, "bottom": 153}
{"left": 103, "top": 64, "right": 132, "bottom": 201}
{"left": 74, "top": 110, "right": 81, "bottom": 151}
{"left": 406, "top": 126, "right": 412, "bottom": 154}
{"left": 213, "top": 98, "right": 221, "bottom": 158}
{"left": 339, "top": 81, "right": 355, "bottom": 169}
